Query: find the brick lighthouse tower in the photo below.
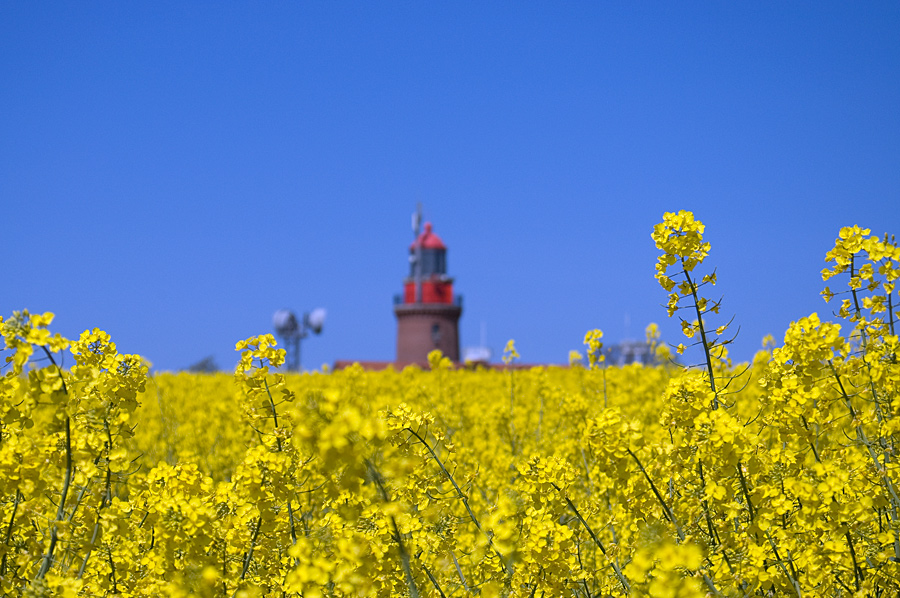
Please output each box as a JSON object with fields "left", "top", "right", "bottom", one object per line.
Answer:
{"left": 394, "top": 213, "right": 462, "bottom": 365}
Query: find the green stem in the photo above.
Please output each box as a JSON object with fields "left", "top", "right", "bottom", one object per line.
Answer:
{"left": 238, "top": 515, "right": 262, "bottom": 584}
{"left": 107, "top": 549, "right": 118, "bottom": 594}
{"left": 847, "top": 258, "right": 884, "bottom": 414}
{"left": 626, "top": 448, "right": 683, "bottom": 540}
{"left": 765, "top": 530, "right": 802, "bottom": 597}
{"left": 697, "top": 460, "right": 734, "bottom": 575}
{"left": 261, "top": 373, "right": 298, "bottom": 552}
{"left": 888, "top": 276, "right": 896, "bottom": 339}
{"left": 422, "top": 562, "right": 447, "bottom": 598}
{"left": 682, "top": 268, "right": 719, "bottom": 408}
{"left": 404, "top": 427, "right": 506, "bottom": 567}
{"left": 845, "top": 530, "right": 863, "bottom": 591}
{"left": 36, "top": 416, "right": 72, "bottom": 580}
{"left": 831, "top": 361, "right": 900, "bottom": 560}
{"left": 551, "top": 483, "right": 630, "bottom": 594}
{"left": 35, "top": 346, "right": 73, "bottom": 580}
{"left": 366, "top": 460, "right": 420, "bottom": 598}
{"left": 626, "top": 449, "right": 723, "bottom": 594}
{"left": 735, "top": 461, "right": 756, "bottom": 523}
{"left": 799, "top": 416, "right": 822, "bottom": 463}
{"left": 602, "top": 366, "right": 608, "bottom": 408}
{"left": 78, "top": 422, "right": 115, "bottom": 578}
{"left": 1, "top": 489, "right": 22, "bottom": 576}
{"left": 507, "top": 370, "right": 519, "bottom": 454}
{"left": 450, "top": 549, "right": 470, "bottom": 594}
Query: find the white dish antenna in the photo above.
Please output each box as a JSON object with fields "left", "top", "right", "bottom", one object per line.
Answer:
{"left": 305, "top": 308, "right": 326, "bottom": 335}
{"left": 273, "top": 309, "right": 299, "bottom": 338}
{"left": 272, "top": 307, "right": 326, "bottom": 371}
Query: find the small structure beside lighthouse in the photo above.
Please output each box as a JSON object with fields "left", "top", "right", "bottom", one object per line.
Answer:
{"left": 394, "top": 213, "right": 462, "bottom": 365}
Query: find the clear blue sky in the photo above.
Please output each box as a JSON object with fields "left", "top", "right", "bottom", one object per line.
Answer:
{"left": 3, "top": 2, "right": 899, "bottom": 371}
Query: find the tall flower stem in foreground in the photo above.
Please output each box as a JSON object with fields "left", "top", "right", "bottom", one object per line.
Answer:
{"left": 652, "top": 210, "right": 728, "bottom": 405}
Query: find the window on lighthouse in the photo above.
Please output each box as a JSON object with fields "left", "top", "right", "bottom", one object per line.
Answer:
{"left": 431, "top": 323, "right": 441, "bottom": 345}
{"left": 410, "top": 249, "right": 446, "bottom": 278}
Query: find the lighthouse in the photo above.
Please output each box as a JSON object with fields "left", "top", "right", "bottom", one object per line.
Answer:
{"left": 394, "top": 218, "right": 462, "bottom": 365}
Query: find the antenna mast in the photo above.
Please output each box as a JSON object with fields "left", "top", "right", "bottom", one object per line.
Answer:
{"left": 413, "top": 202, "right": 423, "bottom": 303}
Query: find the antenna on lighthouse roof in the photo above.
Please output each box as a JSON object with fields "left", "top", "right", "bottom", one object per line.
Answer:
{"left": 412, "top": 202, "right": 423, "bottom": 303}
{"left": 412, "top": 203, "right": 422, "bottom": 236}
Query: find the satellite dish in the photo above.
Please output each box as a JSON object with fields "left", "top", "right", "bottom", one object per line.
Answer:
{"left": 272, "top": 307, "right": 326, "bottom": 371}
{"left": 305, "top": 308, "right": 326, "bottom": 335}
{"left": 273, "top": 309, "right": 299, "bottom": 337}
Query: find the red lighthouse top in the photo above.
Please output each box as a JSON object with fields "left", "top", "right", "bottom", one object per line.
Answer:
{"left": 403, "top": 220, "right": 455, "bottom": 305}
{"left": 410, "top": 222, "right": 446, "bottom": 250}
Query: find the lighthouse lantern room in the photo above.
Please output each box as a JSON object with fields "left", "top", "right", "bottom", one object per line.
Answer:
{"left": 394, "top": 214, "right": 462, "bottom": 365}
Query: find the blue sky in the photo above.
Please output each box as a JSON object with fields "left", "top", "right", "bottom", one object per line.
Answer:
{"left": 3, "top": 2, "right": 899, "bottom": 371}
